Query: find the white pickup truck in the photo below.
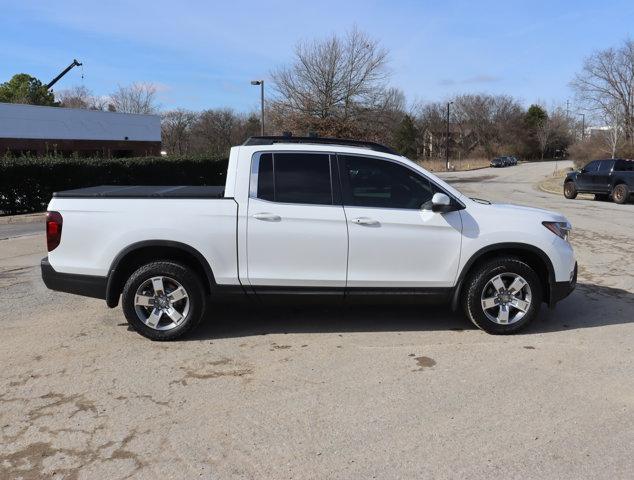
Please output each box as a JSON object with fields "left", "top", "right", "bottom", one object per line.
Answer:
{"left": 42, "top": 136, "right": 577, "bottom": 340}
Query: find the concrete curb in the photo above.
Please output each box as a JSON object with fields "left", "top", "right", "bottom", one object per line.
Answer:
{"left": 0, "top": 212, "right": 46, "bottom": 225}
{"left": 537, "top": 179, "right": 562, "bottom": 196}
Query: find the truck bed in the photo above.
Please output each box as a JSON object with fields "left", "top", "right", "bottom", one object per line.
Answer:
{"left": 53, "top": 185, "right": 226, "bottom": 199}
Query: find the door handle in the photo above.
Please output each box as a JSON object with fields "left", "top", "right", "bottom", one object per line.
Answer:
{"left": 352, "top": 217, "right": 379, "bottom": 226}
{"left": 252, "top": 212, "right": 281, "bottom": 221}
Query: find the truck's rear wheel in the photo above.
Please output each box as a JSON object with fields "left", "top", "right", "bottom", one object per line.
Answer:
{"left": 462, "top": 257, "right": 542, "bottom": 334}
{"left": 612, "top": 184, "right": 629, "bottom": 204}
{"left": 563, "top": 181, "right": 577, "bottom": 199}
{"left": 122, "top": 261, "right": 206, "bottom": 340}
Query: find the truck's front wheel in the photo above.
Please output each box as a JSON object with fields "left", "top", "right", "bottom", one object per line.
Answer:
{"left": 563, "top": 181, "right": 577, "bottom": 199}
{"left": 462, "top": 257, "right": 542, "bottom": 334}
{"left": 122, "top": 261, "right": 206, "bottom": 340}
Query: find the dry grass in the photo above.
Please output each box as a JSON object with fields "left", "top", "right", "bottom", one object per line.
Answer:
{"left": 538, "top": 167, "right": 592, "bottom": 199}
{"left": 415, "top": 158, "right": 491, "bottom": 172}
{"left": 539, "top": 173, "right": 566, "bottom": 195}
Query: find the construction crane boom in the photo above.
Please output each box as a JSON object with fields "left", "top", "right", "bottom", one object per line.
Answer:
{"left": 46, "top": 59, "right": 82, "bottom": 90}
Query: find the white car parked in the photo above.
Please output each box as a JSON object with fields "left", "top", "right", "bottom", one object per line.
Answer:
{"left": 42, "top": 136, "right": 577, "bottom": 340}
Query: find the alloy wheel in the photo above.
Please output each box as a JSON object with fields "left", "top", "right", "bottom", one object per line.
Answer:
{"left": 134, "top": 276, "right": 190, "bottom": 330}
{"left": 480, "top": 272, "right": 532, "bottom": 325}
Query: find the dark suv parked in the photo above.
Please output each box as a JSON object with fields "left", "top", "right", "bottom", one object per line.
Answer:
{"left": 490, "top": 157, "right": 508, "bottom": 168}
{"left": 564, "top": 159, "right": 634, "bottom": 204}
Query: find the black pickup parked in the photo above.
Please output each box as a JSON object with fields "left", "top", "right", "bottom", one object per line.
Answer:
{"left": 564, "top": 159, "right": 634, "bottom": 204}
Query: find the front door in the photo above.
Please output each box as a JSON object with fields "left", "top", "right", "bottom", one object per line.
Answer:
{"left": 338, "top": 154, "right": 463, "bottom": 289}
{"left": 246, "top": 152, "right": 348, "bottom": 293}
{"left": 576, "top": 160, "right": 599, "bottom": 191}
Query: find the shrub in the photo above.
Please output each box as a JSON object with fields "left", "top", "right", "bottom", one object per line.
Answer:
{"left": 568, "top": 137, "right": 634, "bottom": 169}
{"left": 0, "top": 155, "right": 228, "bottom": 215}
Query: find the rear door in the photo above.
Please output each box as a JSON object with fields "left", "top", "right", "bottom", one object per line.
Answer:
{"left": 338, "top": 154, "right": 463, "bottom": 289}
{"left": 246, "top": 152, "right": 348, "bottom": 293}
{"left": 594, "top": 160, "right": 614, "bottom": 192}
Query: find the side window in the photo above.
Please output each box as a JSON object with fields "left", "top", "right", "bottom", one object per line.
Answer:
{"left": 583, "top": 161, "right": 599, "bottom": 172}
{"left": 597, "top": 161, "right": 613, "bottom": 173}
{"left": 615, "top": 160, "right": 633, "bottom": 172}
{"left": 256, "top": 153, "right": 274, "bottom": 201}
{"left": 254, "top": 153, "right": 333, "bottom": 205}
{"left": 340, "top": 155, "right": 435, "bottom": 209}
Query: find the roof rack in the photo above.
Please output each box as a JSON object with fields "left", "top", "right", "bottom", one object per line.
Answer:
{"left": 242, "top": 135, "right": 399, "bottom": 155}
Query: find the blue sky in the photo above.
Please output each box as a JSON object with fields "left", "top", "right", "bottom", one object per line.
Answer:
{"left": 1, "top": 0, "right": 632, "bottom": 113}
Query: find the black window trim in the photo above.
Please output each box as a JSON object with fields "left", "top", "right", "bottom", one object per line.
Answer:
{"left": 249, "top": 150, "right": 340, "bottom": 207}
{"left": 335, "top": 152, "right": 465, "bottom": 211}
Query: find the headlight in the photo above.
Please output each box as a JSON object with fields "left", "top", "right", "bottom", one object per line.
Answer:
{"left": 542, "top": 221, "right": 571, "bottom": 241}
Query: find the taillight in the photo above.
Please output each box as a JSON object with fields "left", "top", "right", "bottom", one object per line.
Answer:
{"left": 46, "top": 211, "right": 63, "bottom": 252}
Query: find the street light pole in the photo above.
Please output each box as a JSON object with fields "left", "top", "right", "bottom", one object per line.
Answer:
{"left": 446, "top": 101, "right": 453, "bottom": 171}
{"left": 251, "top": 80, "right": 265, "bottom": 135}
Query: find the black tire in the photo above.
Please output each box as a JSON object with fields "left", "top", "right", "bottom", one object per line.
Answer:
{"left": 563, "top": 181, "right": 577, "bottom": 199}
{"left": 612, "top": 183, "right": 629, "bottom": 204}
{"left": 462, "top": 257, "right": 542, "bottom": 334}
{"left": 122, "top": 261, "right": 206, "bottom": 341}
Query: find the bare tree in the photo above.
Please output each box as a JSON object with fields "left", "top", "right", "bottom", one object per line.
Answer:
{"left": 110, "top": 82, "right": 159, "bottom": 114}
{"left": 535, "top": 117, "right": 554, "bottom": 160}
{"left": 270, "top": 27, "right": 391, "bottom": 138}
{"left": 450, "top": 94, "right": 525, "bottom": 158}
{"left": 571, "top": 39, "right": 634, "bottom": 144}
{"left": 601, "top": 101, "right": 624, "bottom": 158}
{"left": 534, "top": 108, "right": 570, "bottom": 160}
{"left": 56, "top": 85, "right": 113, "bottom": 110}
{"left": 186, "top": 109, "right": 260, "bottom": 156}
{"left": 57, "top": 85, "right": 93, "bottom": 109}
{"left": 161, "top": 109, "right": 197, "bottom": 155}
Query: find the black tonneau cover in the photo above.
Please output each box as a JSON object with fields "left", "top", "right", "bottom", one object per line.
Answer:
{"left": 53, "top": 185, "right": 226, "bottom": 199}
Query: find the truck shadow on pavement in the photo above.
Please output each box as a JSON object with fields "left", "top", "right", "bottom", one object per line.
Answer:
{"left": 187, "top": 282, "right": 634, "bottom": 340}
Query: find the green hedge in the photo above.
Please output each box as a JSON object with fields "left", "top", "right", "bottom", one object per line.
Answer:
{"left": 0, "top": 155, "right": 228, "bottom": 215}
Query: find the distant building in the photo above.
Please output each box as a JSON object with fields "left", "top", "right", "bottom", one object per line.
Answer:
{"left": 0, "top": 102, "right": 161, "bottom": 157}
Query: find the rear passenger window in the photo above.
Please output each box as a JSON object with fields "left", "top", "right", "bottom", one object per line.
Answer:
{"left": 254, "top": 153, "right": 333, "bottom": 205}
{"left": 256, "top": 153, "right": 275, "bottom": 201}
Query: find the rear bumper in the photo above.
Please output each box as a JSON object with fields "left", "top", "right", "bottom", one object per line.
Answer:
{"left": 41, "top": 257, "right": 107, "bottom": 300}
{"left": 549, "top": 262, "right": 577, "bottom": 307}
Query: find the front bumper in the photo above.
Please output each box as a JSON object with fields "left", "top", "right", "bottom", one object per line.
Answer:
{"left": 549, "top": 262, "right": 577, "bottom": 307}
{"left": 41, "top": 257, "right": 107, "bottom": 300}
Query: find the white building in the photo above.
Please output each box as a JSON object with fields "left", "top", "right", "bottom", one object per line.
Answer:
{"left": 0, "top": 102, "right": 161, "bottom": 157}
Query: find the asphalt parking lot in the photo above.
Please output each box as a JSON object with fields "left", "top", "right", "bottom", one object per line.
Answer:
{"left": 1, "top": 160, "right": 632, "bottom": 479}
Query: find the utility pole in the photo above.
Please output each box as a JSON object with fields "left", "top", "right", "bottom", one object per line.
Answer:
{"left": 250, "top": 80, "right": 265, "bottom": 135}
{"left": 446, "top": 101, "right": 453, "bottom": 171}
{"left": 579, "top": 113, "right": 586, "bottom": 140}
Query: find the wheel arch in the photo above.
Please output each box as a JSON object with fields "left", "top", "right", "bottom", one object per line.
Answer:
{"left": 451, "top": 243, "right": 555, "bottom": 310}
{"left": 611, "top": 178, "right": 628, "bottom": 189}
{"left": 105, "top": 240, "right": 216, "bottom": 308}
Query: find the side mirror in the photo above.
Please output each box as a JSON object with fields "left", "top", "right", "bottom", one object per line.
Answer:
{"left": 580, "top": 168, "right": 586, "bottom": 173}
{"left": 423, "top": 192, "right": 453, "bottom": 213}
